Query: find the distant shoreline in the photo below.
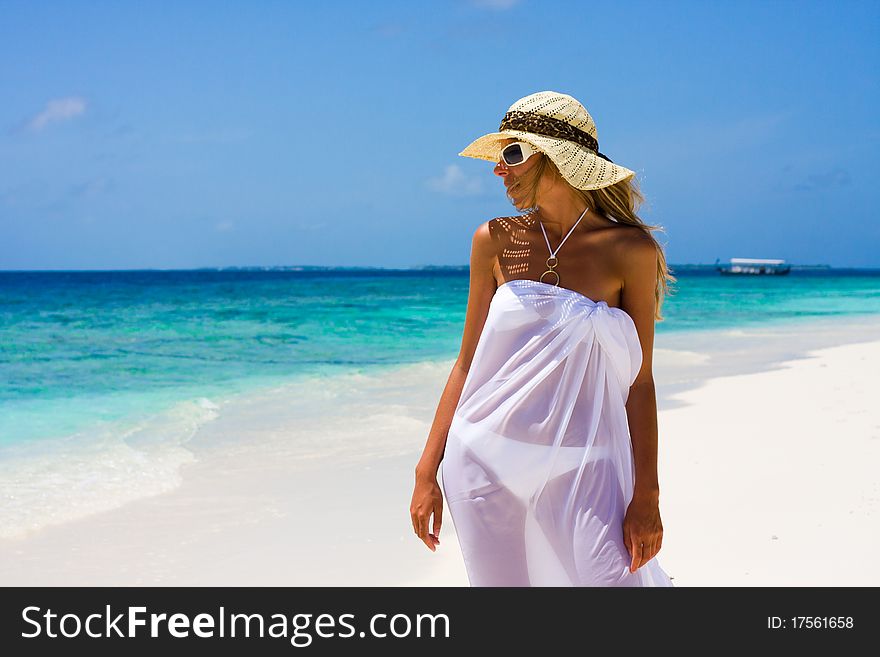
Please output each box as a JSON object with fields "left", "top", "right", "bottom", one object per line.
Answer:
{"left": 4, "top": 263, "right": 875, "bottom": 273}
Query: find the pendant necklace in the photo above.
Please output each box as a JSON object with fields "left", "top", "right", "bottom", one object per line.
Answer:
{"left": 538, "top": 206, "right": 589, "bottom": 286}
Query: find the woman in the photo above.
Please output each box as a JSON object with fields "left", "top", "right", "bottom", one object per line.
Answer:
{"left": 410, "top": 91, "right": 676, "bottom": 586}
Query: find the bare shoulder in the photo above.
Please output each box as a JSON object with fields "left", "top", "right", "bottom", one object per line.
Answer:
{"left": 614, "top": 225, "right": 658, "bottom": 280}
{"left": 474, "top": 216, "right": 517, "bottom": 280}
{"left": 614, "top": 226, "right": 659, "bottom": 384}
{"left": 455, "top": 219, "right": 503, "bottom": 371}
{"left": 471, "top": 219, "right": 499, "bottom": 269}
{"left": 488, "top": 213, "right": 537, "bottom": 236}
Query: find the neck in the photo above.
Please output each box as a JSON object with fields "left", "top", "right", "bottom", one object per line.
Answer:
{"left": 534, "top": 195, "right": 590, "bottom": 236}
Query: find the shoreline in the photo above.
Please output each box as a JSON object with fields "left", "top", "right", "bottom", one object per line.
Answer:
{"left": 0, "top": 314, "right": 877, "bottom": 585}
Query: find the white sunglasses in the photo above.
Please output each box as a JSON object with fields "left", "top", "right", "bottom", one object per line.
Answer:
{"left": 500, "top": 141, "right": 539, "bottom": 166}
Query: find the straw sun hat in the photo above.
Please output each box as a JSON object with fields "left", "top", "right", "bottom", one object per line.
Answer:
{"left": 458, "top": 91, "right": 636, "bottom": 191}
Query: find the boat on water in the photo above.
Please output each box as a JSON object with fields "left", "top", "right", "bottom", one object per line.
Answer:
{"left": 715, "top": 257, "right": 791, "bottom": 275}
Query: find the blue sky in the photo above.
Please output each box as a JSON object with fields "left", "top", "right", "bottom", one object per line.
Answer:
{"left": 1, "top": 0, "right": 878, "bottom": 270}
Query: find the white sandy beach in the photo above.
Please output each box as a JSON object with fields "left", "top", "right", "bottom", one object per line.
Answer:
{"left": 0, "top": 316, "right": 877, "bottom": 586}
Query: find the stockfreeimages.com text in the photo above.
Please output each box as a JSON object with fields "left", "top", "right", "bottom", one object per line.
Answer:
{"left": 22, "top": 605, "right": 450, "bottom": 646}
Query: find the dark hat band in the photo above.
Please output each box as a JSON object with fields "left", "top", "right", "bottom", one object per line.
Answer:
{"left": 499, "top": 110, "right": 613, "bottom": 162}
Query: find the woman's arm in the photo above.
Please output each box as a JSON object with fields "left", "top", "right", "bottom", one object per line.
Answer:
{"left": 414, "top": 220, "right": 498, "bottom": 480}
{"left": 618, "top": 230, "right": 662, "bottom": 500}
{"left": 410, "top": 220, "right": 497, "bottom": 551}
{"left": 618, "top": 231, "right": 664, "bottom": 572}
{"left": 626, "top": 382, "right": 661, "bottom": 500}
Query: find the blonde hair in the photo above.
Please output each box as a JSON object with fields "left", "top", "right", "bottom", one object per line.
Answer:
{"left": 506, "top": 152, "right": 676, "bottom": 321}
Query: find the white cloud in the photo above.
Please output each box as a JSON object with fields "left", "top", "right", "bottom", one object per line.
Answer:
{"left": 26, "top": 96, "right": 87, "bottom": 132}
{"left": 215, "top": 220, "right": 235, "bottom": 232}
{"left": 426, "top": 164, "right": 484, "bottom": 196}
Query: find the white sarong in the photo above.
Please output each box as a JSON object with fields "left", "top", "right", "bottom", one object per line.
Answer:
{"left": 441, "top": 279, "right": 674, "bottom": 587}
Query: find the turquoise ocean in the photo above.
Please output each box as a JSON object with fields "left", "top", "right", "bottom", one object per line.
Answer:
{"left": 1, "top": 267, "right": 878, "bottom": 538}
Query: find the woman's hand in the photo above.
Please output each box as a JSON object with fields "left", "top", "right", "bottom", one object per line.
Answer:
{"left": 410, "top": 472, "right": 443, "bottom": 551}
{"left": 622, "top": 494, "right": 664, "bottom": 573}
